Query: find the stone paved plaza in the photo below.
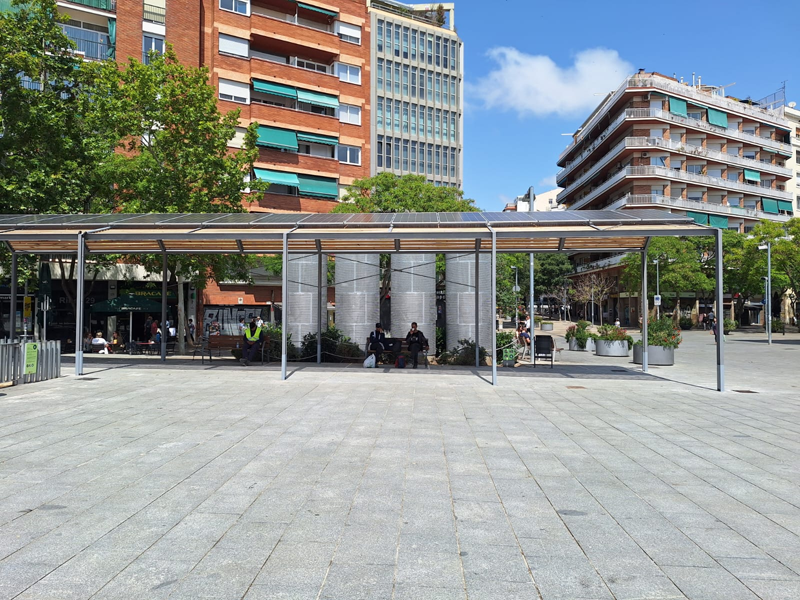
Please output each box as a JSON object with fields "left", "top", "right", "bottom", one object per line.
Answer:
{"left": 1, "top": 330, "right": 799, "bottom": 599}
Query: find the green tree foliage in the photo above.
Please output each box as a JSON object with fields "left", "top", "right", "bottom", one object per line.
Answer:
{"left": 495, "top": 253, "right": 573, "bottom": 318}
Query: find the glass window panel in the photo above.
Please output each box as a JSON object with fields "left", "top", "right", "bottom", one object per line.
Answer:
{"left": 394, "top": 139, "right": 400, "bottom": 170}
{"left": 402, "top": 26, "right": 409, "bottom": 59}
{"left": 403, "top": 102, "right": 409, "bottom": 133}
{"left": 377, "top": 20, "right": 383, "bottom": 52}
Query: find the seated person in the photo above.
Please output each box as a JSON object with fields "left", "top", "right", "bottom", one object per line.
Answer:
{"left": 368, "top": 323, "right": 386, "bottom": 360}
{"left": 405, "top": 322, "right": 428, "bottom": 369}
{"left": 240, "top": 319, "right": 263, "bottom": 366}
{"left": 519, "top": 327, "right": 531, "bottom": 347}
{"left": 91, "top": 331, "right": 110, "bottom": 354}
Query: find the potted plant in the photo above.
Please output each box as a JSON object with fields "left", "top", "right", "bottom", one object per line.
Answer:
{"left": 566, "top": 320, "right": 594, "bottom": 351}
{"left": 541, "top": 321, "right": 554, "bottom": 332}
{"left": 533, "top": 316, "right": 543, "bottom": 329}
{"left": 678, "top": 316, "right": 693, "bottom": 330}
{"left": 595, "top": 324, "right": 633, "bottom": 357}
{"left": 633, "top": 316, "right": 682, "bottom": 366}
{"left": 723, "top": 318, "right": 738, "bottom": 334}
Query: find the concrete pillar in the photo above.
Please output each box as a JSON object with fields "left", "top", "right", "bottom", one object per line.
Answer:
{"left": 391, "top": 254, "right": 436, "bottom": 353}
{"left": 286, "top": 253, "right": 327, "bottom": 348}
{"left": 335, "top": 254, "right": 380, "bottom": 350}
{"left": 445, "top": 253, "right": 492, "bottom": 352}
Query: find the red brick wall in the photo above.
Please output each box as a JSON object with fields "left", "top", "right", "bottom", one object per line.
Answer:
{"left": 167, "top": 0, "right": 202, "bottom": 67}
{"left": 116, "top": 1, "right": 143, "bottom": 62}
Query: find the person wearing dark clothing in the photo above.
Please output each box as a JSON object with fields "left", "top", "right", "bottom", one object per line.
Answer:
{"left": 144, "top": 314, "right": 153, "bottom": 341}
{"left": 240, "top": 321, "right": 263, "bottom": 366}
{"left": 369, "top": 323, "right": 386, "bottom": 360}
{"left": 405, "top": 322, "right": 428, "bottom": 369}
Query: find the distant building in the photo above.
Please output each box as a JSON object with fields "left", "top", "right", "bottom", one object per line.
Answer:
{"left": 787, "top": 104, "right": 800, "bottom": 211}
{"left": 503, "top": 187, "right": 564, "bottom": 212}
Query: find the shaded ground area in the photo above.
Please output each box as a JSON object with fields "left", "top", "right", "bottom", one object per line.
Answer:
{"left": 0, "top": 330, "right": 799, "bottom": 599}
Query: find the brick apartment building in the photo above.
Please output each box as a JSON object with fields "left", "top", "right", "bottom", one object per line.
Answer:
{"left": 556, "top": 71, "right": 794, "bottom": 325}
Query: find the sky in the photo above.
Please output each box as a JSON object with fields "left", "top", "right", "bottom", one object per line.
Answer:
{"left": 457, "top": 0, "right": 799, "bottom": 212}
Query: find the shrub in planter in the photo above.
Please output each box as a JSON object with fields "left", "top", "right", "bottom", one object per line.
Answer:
{"left": 534, "top": 316, "right": 543, "bottom": 327}
{"left": 496, "top": 331, "right": 516, "bottom": 361}
{"left": 679, "top": 316, "right": 693, "bottom": 330}
{"left": 771, "top": 318, "right": 785, "bottom": 334}
{"left": 566, "top": 320, "right": 592, "bottom": 350}
{"left": 439, "top": 339, "right": 489, "bottom": 366}
{"left": 540, "top": 321, "right": 554, "bottom": 331}
{"left": 633, "top": 317, "right": 682, "bottom": 365}
{"left": 595, "top": 324, "right": 633, "bottom": 357}
{"left": 723, "top": 318, "right": 738, "bottom": 334}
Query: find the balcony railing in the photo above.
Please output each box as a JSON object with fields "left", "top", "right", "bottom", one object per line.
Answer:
{"left": 59, "top": 24, "right": 110, "bottom": 61}
{"left": 63, "top": 0, "right": 116, "bottom": 11}
{"left": 143, "top": 3, "right": 166, "bottom": 24}
{"left": 604, "top": 193, "right": 791, "bottom": 223}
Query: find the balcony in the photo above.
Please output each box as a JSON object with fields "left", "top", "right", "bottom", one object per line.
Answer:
{"left": 250, "top": 22, "right": 337, "bottom": 62}
{"left": 62, "top": 0, "right": 116, "bottom": 11}
{"left": 248, "top": 54, "right": 338, "bottom": 91}
{"left": 604, "top": 193, "right": 791, "bottom": 223}
{"left": 143, "top": 3, "right": 165, "bottom": 24}
{"left": 59, "top": 24, "right": 110, "bottom": 61}
{"left": 250, "top": 102, "right": 339, "bottom": 135}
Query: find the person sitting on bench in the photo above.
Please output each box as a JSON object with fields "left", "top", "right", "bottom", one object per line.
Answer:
{"left": 368, "top": 323, "right": 386, "bottom": 361}
{"left": 240, "top": 319, "right": 263, "bottom": 366}
{"left": 405, "top": 322, "right": 428, "bottom": 369}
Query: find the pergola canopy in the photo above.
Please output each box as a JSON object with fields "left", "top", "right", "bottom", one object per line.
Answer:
{"left": 0, "top": 209, "right": 706, "bottom": 255}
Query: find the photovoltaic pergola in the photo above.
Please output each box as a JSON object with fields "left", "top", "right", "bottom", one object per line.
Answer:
{"left": 0, "top": 209, "right": 725, "bottom": 390}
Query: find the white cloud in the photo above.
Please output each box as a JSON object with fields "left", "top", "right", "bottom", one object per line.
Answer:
{"left": 537, "top": 174, "right": 558, "bottom": 189}
{"left": 471, "top": 48, "right": 633, "bottom": 118}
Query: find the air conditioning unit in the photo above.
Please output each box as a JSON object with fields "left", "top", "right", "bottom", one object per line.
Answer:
{"left": 641, "top": 152, "right": 649, "bottom": 157}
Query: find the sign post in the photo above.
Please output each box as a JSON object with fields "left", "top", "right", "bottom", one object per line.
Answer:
{"left": 654, "top": 294, "right": 662, "bottom": 307}
{"left": 24, "top": 342, "right": 38, "bottom": 375}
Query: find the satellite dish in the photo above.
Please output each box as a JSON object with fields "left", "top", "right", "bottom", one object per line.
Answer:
{"left": 789, "top": 102, "right": 797, "bottom": 108}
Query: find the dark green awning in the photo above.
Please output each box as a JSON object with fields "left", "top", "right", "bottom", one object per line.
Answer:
{"left": 761, "top": 198, "right": 779, "bottom": 214}
{"left": 253, "top": 168, "right": 299, "bottom": 187}
{"left": 777, "top": 148, "right": 793, "bottom": 158}
{"left": 296, "top": 89, "right": 339, "bottom": 109}
{"left": 297, "top": 1, "right": 337, "bottom": 16}
{"left": 685, "top": 211, "right": 708, "bottom": 225}
{"left": 296, "top": 132, "right": 338, "bottom": 146}
{"left": 256, "top": 126, "right": 298, "bottom": 151}
{"left": 778, "top": 200, "right": 794, "bottom": 213}
{"left": 669, "top": 97, "right": 687, "bottom": 117}
{"left": 297, "top": 174, "right": 338, "bottom": 199}
{"left": 709, "top": 215, "right": 728, "bottom": 229}
{"left": 707, "top": 108, "right": 728, "bottom": 128}
{"left": 253, "top": 79, "right": 297, "bottom": 99}
{"left": 743, "top": 169, "right": 761, "bottom": 182}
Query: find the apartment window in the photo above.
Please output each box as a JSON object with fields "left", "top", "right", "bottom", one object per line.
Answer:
{"left": 687, "top": 192, "right": 703, "bottom": 201}
{"left": 727, "top": 171, "right": 739, "bottom": 181}
{"left": 143, "top": 35, "right": 164, "bottom": 63}
{"left": 411, "top": 141, "right": 417, "bottom": 172}
{"left": 435, "top": 145, "right": 441, "bottom": 175}
{"left": 450, "top": 148, "right": 456, "bottom": 177}
{"left": 427, "top": 73, "right": 433, "bottom": 101}
{"left": 377, "top": 58, "right": 384, "bottom": 91}
{"left": 418, "top": 142, "right": 425, "bottom": 173}
{"left": 442, "top": 39, "right": 448, "bottom": 69}
{"left": 393, "top": 100, "right": 400, "bottom": 132}
{"left": 411, "top": 104, "right": 417, "bottom": 135}
{"left": 450, "top": 40, "right": 457, "bottom": 69}
{"left": 411, "top": 30, "right": 417, "bottom": 60}
{"left": 394, "top": 139, "right": 400, "bottom": 170}
{"left": 385, "top": 136, "right": 392, "bottom": 168}
{"left": 339, "top": 104, "right": 361, "bottom": 125}
{"left": 427, "top": 144, "right": 433, "bottom": 174}
{"left": 427, "top": 34, "right": 433, "bottom": 64}
{"left": 419, "top": 33, "right": 425, "bottom": 63}
{"left": 337, "top": 63, "right": 361, "bottom": 84}
{"left": 450, "top": 113, "right": 456, "bottom": 142}
{"left": 377, "top": 20, "right": 383, "bottom": 52}
{"left": 707, "top": 168, "right": 722, "bottom": 179}
{"left": 435, "top": 36, "right": 441, "bottom": 67}
{"left": 402, "top": 27, "right": 409, "bottom": 59}
{"left": 402, "top": 65, "right": 409, "bottom": 96}
{"left": 299, "top": 143, "right": 334, "bottom": 159}
{"left": 443, "top": 75, "right": 449, "bottom": 106}
{"left": 338, "top": 145, "right": 361, "bottom": 165}
{"left": 394, "top": 63, "right": 400, "bottom": 94}
{"left": 402, "top": 102, "right": 409, "bottom": 133}
{"left": 435, "top": 109, "right": 441, "bottom": 139}
{"left": 335, "top": 22, "right": 361, "bottom": 45}
{"left": 376, "top": 98, "right": 383, "bottom": 128}
{"left": 450, "top": 78, "right": 456, "bottom": 105}
{"left": 419, "top": 69, "right": 425, "bottom": 99}
{"left": 650, "top": 156, "right": 666, "bottom": 167}
{"left": 220, "top": 0, "right": 249, "bottom": 15}
{"left": 427, "top": 107, "right": 433, "bottom": 137}
{"left": 385, "top": 60, "right": 392, "bottom": 91}
{"left": 218, "top": 78, "right": 249, "bottom": 104}
{"left": 687, "top": 111, "right": 702, "bottom": 120}
{"left": 377, "top": 135, "right": 384, "bottom": 168}
{"left": 435, "top": 74, "right": 441, "bottom": 104}
{"left": 411, "top": 67, "right": 417, "bottom": 98}
{"left": 443, "top": 145, "right": 449, "bottom": 175}
{"left": 743, "top": 151, "right": 756, "bottom": 160}
{"left": 297, "top": 58, "right": 328, "bottom": 73}
{"left": 384, "top": 21, "right": 392, "bottom": 55}
{"left": 394, "top": 24, "right": 400, "bottom": 58}
{"left": 419, "top": 105, "right": 425, "bottom": 138}
{"left": 219, "top": 33, "right": 248, "bottom": 58}
{"left": 402, "top": 140, "right": 409, "bottom": 171}
{"left": 686, "top": 164, "right": 704, "bottom": 174}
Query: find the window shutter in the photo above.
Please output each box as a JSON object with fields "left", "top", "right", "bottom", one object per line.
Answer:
{"left": 219, "top": 33, "right": 249, "bottom": 57}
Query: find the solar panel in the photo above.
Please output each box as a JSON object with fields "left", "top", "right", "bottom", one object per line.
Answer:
{"left": 203, "top": 213, "right": 266, "bottom": 226}
{"left": 483, "top": 212, "right": 536, "bottom": 225}
{"left": 527, "top": 212, "right": 587, "bottom": 222}
{"left": 578, "top": 210, "right": 638, "bottom": 223}
{"left": 461, "top": 212, "right": 486, "bottom": 222}
{"left": 109, "top": 214, "right": 183, "bottom": 225}
{"left": 14, "top": 215, "right": 96, "bottom": 226}
{"left": 623, "top": 209, "right": 691, "bottom": 222}
{"left": 153, "top": 214, "right": 216, "bottom": 225}
{"left": 301, "top": 214, "right": 353, "bottom": 226}
{"left": 392, "top": 213, "right": 439, "bottom": 226}
{"left": 345, "top": 213, "right": 396, "bottom": 225}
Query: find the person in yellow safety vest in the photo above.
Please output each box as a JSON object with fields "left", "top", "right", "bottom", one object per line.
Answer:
{"left": 240, "top": 319, "right": 263, "bottom": 366}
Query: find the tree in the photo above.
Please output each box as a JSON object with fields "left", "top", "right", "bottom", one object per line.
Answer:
{"left": 746, "top": 219, "right": 800, "bottom": 321}
{"left": 569, "top": 273, "right": 614, "bottom": 324}
{"left": 85, "top": 46, "right": 266, "bottom": 352}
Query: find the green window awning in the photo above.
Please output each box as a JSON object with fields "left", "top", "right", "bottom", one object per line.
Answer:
{"left": 777, "top": 149, "right": 793, "bottom": 158}
{"left": 256, "top": 126, "right": 298, "bottom": 151}
{"left": 253, "top": 79, "right": 297, "bottom": 99}
{"left": 296, "top": 89, "right": 339, "bottom": 109}
{"left": 761, "top": 198, "right": 779, "bottom": 214}
{"left": 297, "top": 174, "right": 338, "bottom": 199}
{"left": 253, "top": 168, "right": 299, "bottom": 187}
{"left": 709, "top": 215, "right": 729, "bottom": 229}
{"left": 743, "top": 169, "right": 761, "bottom": 182}
{"left": 296, "top": 132, "right": 338, "bottom": 146}
{"left": 669, "top": 97, "right": 687, "bottom": 117}
{"left": 686, "top": 211, "right": 708, "bottom": 225}
{"left": 707, "top": 107, "right": 728, "bottom": 128}
{"left": 296, "top": 2, "right": 337, "bottom": 16}
{"left": 778, "top": 200, "right": 794, "bottom": 213}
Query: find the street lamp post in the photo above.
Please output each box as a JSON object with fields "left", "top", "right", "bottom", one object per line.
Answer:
{"left": 654, "top": 259, "right": 660, "bottom": 319}
{"left": 759, "top": 242, "right": 772, "bottom": 345}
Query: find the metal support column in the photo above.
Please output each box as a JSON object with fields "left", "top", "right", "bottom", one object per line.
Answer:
{"left": 529, "top": 253, "right": 534, "bottom": 322}
{"left": 766, "top": 242, "right": 772, "bottom": 346}
{"left": 641, "top": 239, "right": 650, "bottom": 373}
{"left": 75, "top": 234, "right": 85, "bottom": 375}
{"left": 475, "top": 241, "right": 480, "bottom": 368}
{"left": 317, "top": 248, "right": 323, "bottom": 364}
{"left": 490, "top": 227, "right": 497, "bottom": 386}
{"left": 161, "top": 252, "right": 167, "bottom": 362}
{"left": 716, "top": 228, "right": 725, "bottom": 392}
{"left": 281, "top": 231, "right": 289, "bottom": 380}
{"left": 9, "top": 252, "right": 17, "bottom": 341}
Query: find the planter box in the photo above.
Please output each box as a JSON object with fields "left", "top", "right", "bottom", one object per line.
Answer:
{"left": 541, "top": 323, "right": 554, "bottom": 331}
{"left": 568, "top": 338, "right": 596, "bottom": 352}
{"left": 633, "top": 344, "right": 675, "bottom": 366}
{"left": 595, "top": 340, "right": 629, "bottom": 357}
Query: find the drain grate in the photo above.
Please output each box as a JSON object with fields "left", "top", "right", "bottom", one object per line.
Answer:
{"left": 734, "top": 389, "right": 757, "bottom": 394}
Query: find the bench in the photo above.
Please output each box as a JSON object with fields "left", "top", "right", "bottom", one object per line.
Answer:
{"left": 365, "top": 336, "right": 429, "bottom": 367}
{"left": 193, "top": 334, "right": 270, "bottom": 365}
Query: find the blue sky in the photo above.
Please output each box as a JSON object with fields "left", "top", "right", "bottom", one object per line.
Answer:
{"left": 458, "top": 0, "right": 799, "bottom": 211}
